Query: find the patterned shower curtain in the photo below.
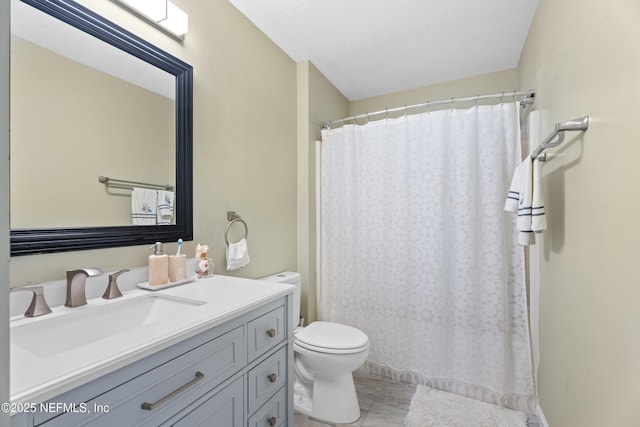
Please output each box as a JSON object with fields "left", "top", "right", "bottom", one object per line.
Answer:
{"left": 319, "top": 102, "right": 535, "bottom": 413}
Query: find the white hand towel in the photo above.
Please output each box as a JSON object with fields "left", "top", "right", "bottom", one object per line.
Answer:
{"left": 226, "top": 238, "right": 250, "bottom": 271}
{"left": 131, "top": 187, "right": 157, "bottom": 225}
{"left": 504, "top": 158, "right": 535, "bottom": 245}
{"left": 156, "top": 190, "right": 175, "bottom": 225}
{"left": 531, "top": 158, "right": 547, "bottom": 233}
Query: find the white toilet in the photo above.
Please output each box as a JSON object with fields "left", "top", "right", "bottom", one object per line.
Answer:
{"left": 260, "top": 272, "right": 369, "bottom": 424}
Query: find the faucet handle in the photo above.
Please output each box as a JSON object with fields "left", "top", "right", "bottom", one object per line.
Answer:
{"left": 10, "top": 286, "right": 52, "bottom": 318}
{"left": 103, "top": 269, "right": 129, "bottom": 300}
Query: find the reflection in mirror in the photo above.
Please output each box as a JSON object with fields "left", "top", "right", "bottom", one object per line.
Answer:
{"left": 11, "top": 31, "right": 176, "bottom": 227}
{"left": 10, "top": 0, "right": 193, "bottom": 255}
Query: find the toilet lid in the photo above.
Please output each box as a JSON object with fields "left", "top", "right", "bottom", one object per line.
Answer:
{"left": 295, "top": 321, "right": 369, "bottom": 351}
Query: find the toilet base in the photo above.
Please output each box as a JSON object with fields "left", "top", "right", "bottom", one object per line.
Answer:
{"left": 294, "top": 372, "right": 360, "bottom": 424}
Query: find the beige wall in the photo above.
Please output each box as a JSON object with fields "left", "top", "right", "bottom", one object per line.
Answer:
{"left": 297, "top": 61, "right": 349, "bottom": 324}
{"left": 519, "top": 0, "right": 640, "bottom": 425}
{"left": 11, "top": 36, "right": 174, "bottom": 228}
{"left": 10, "top": 0, "right": 298, "bottom": 286}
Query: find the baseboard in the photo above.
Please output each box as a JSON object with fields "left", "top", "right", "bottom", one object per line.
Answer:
{"left": 536, "top": 404, "right": 550, "bottom": 427}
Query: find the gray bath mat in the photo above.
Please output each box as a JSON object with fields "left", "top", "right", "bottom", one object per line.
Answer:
{"left": 404, "top": 385, "right": 528, "bottom": 427}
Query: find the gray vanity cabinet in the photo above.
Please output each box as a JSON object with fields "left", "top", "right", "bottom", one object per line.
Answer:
{"left": 11, "top": 296, "right": 292, "bottom": 427}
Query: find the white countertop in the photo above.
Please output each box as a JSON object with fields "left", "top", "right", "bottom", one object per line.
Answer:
{"left": 10, "top": 274, "right": 294, "bottom": 406}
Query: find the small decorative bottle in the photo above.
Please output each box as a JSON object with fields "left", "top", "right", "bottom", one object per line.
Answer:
{"left": 195, "top": 243, "right": 213, "bottom": 278}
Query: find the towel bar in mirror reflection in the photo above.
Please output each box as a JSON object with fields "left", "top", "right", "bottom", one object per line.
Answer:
{"left": 99, "top": 176, "right": 175, "bottom": 192}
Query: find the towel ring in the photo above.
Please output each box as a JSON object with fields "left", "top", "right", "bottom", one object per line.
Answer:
{"left": 225, "top": 218, "right": 248, "bottom": 246}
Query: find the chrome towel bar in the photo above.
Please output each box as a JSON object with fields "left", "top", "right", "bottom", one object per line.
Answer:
{"left": 531, "top": 116, "right": 589, "bottom": 161}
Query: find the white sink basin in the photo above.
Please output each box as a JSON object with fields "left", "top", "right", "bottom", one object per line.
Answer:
{"left": 11, "top": 294, "right": 206, "bottom": 357}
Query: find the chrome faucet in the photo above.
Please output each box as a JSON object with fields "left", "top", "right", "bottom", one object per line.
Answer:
{"left": 65, "top": 268, "right": 103, "bottom": 308}
{"left": 10, "top": 286, "right": 52, "bottom": 318}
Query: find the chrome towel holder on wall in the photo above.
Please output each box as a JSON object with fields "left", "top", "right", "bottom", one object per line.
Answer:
{"left": 225, "top": 211, "right": 248, "bottom": 245}
{"left": 531, "top": 116, "right": 589, "bottom": 161}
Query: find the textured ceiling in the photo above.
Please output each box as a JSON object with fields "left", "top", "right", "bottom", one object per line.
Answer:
{"left": 228, "top": 0, "right": 539, "bottom": 100}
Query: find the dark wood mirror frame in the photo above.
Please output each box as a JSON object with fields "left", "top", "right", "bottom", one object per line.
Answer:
{"left": 10, "top": 0, "right": 193, "bottom": 256}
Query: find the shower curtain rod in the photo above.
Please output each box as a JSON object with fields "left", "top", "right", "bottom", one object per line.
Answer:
{"left": 321, "top": 90, "right": 535, "bottom": 130}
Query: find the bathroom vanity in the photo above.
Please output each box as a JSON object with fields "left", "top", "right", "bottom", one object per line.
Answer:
{"left": 9, "top": 275, "right": 294, "bottom": 427}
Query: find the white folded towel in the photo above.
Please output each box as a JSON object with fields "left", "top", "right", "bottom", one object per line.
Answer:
{"left": 531, "top": 158, "right": 547, "bottom": 233}
{"left": 156, "top": 190, "right": 175, "bottom": 225}
{"left": 226, "top": 238, "right": 250, "bottom": 271}
{"left": 131, "top": 187, "right": 157, "bottom": 225}
{"left": 505, "top": 157, "right": 546, "bottom": 245}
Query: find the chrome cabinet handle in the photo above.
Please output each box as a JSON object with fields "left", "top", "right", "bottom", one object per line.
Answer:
{"left": 267, "top": 416, "right": 277, "bottom": 426}
{"left": 266, "top": 328, "right": 276, "bottom": 338}
{"left": 267, "top": 373, "right": 277, "bottom": 383}
{"left": 141, "top": 371, "right": 205, "bottom": 410}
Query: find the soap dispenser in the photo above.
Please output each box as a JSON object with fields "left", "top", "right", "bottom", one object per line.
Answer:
{"left": 149, "top": 242, "right": 169, "bottom": 286}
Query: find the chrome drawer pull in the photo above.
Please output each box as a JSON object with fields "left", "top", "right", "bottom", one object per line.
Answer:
{"left": 267, "top": 373, "right": 277, "bottom": 383}
{"left": 141, "top": 371, "right": 205, "bottom": 411}
{"left": 266, "top": 328, "right": 276, "bottom": 338}
{"left": 267, "top": 416, "right": 277, "bottom": 426}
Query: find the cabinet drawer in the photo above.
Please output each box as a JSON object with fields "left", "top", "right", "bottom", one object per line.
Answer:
{"left": 247, "top": 346, "right": 286, "bottom": 414}
{"left": 247, "top": 386, "right": 286, "bottom": 427}
{"left": 161, "top": 376, "right": 244, "bottom": 427}
{"left": 37, "top": 326, "right": 245, "bottom": 426}
{"left": 247, "top": 306, "right": 285, "bottom": 362}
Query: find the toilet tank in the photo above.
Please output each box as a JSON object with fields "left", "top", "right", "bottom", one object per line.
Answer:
{"left": 258, "top": 271, "right": 301, "bottom": 329}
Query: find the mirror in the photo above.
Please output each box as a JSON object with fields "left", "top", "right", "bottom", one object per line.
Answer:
{"left": 10, "top": 0, "right": 193, "bottom": 256}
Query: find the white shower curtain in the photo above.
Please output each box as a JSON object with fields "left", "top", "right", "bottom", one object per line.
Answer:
{"left": 319, "top": 103, "right": 535, "bottom": 413}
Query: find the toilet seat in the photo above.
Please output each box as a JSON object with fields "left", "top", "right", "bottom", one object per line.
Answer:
{"left": 295, "top": 321, "right": 369, "bottom": 354}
